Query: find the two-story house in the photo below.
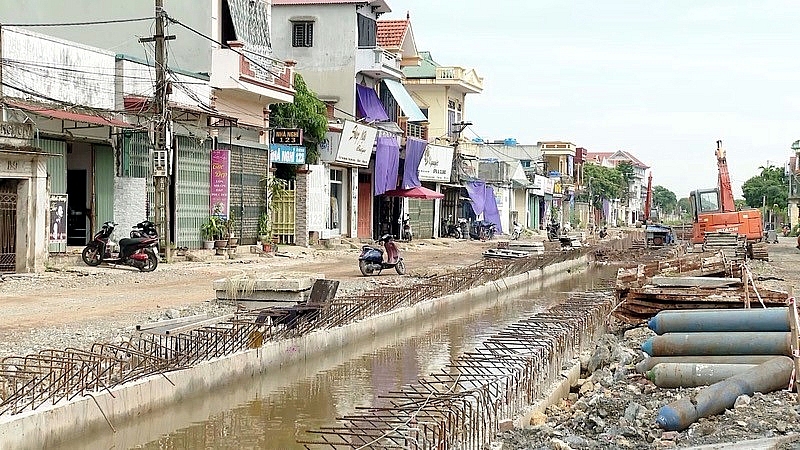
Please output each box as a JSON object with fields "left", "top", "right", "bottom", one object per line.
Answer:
{"left": 585, "top": 150, "right": 650, "bottom": 226}
{"left": 537, "top": 141, "right": 577, "bottom": 227}
{"left": 273, "top": 0, "right": 429, "bottom": 241}
{"left": 0, "top": 0, "right": 297, "bottom": 252}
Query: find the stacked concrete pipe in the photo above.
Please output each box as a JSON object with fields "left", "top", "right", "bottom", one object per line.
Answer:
{"left": 638, "top": 308, "right": 794, "bottom": 431}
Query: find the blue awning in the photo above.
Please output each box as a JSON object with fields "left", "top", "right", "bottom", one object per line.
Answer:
{"left": 383, "top": 79, "right": 427, "bottom": 123}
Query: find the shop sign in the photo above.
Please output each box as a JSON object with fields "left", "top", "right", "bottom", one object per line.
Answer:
{"left": 49, "top": 194, "right": 68, "bottom": 244}
{"left": 334, "top": 121, "right": 377, "bottom": 167}
{"left": 418, "top": 144, "right": 453, "bottom": 182}
{"left": 544, "top": 177, "right": 555, "bottom": 195}
{"left": 0, "top": 121, "right": 33, "bottom": 147}
{"left": 530, "top": 175, "right": 545, "bottom": 196}
{"left": 273, "top": 128, "right": 303, "bottom": 145}
{"left": 269, "top": 144, "right": 306, "bottom": 164}
{"left": 210, "top": 149, "right": 230, "bottom": 217}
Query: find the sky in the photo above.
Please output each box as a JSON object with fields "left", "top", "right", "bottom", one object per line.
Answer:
{"left": 383, "top": 0, "right": 800, "bottom": 200}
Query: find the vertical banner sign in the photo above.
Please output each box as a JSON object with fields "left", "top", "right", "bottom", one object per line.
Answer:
{"left": 210, "top": 149, "right": 231, "bottom": 218}
{"left": 49, "top": 194, "right": 68, "bottom": 244}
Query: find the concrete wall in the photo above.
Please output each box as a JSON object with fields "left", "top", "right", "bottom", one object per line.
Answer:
{"left": 0, "top": 1, "right": 214, "bottom": 74}
{"left": 0, "top": 253, "right": 591, "bottom": 449}
{"left": 113, "top": 177, "right": 147, "bottom": 244}
{"left": 272, "top": 4, "right": 359, "bottom": 118}
{"left": 2, "top": 27, "right": 116, "bottom": 109}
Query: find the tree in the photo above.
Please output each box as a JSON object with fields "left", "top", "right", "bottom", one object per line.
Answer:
{"left": 652, "top": 185, "right": 677, "bottom": 214}
{"left": 582, "top": 163, "right": 624, "bottom": 211}
{"left": 616, "top": 161, "right": 635, "bottom": 203}
{"left": 741, "top": 165, "right": 787, "bottom": 210}
{"left": 269, "top": 73, "right": 328, "bottom": 165}
{"left": 677, "top": 197, "right": 692, "bottom": 221}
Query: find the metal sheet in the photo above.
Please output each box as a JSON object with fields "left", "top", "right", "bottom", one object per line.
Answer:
{"left": 175, "top": 135, "right": 212, "bottom": 249}
{"left": 42, "top": 139, "right": 67, "bottom": 253}
{"left": 93, "top": 144, "right": 115, "bottom": 229}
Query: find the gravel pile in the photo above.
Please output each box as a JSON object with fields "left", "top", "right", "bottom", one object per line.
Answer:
{"left": 496, "top": 326, "right": 800, "bottom": 449}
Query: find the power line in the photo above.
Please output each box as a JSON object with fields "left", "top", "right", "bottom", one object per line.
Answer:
{"left": 2, "top": 17, "right": 152, "bottom": 27}
{"left": 165, "top": 15, "right": 285, "bottom": 78}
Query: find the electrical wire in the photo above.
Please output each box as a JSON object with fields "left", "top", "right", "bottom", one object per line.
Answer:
{"left": 165, "top": 15, "right": 285, "bottom": 79}
{"left": 2, "top": 17, "right": 152, "bottom": 27}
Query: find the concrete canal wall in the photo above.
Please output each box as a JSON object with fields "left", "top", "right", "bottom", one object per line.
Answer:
{"left": 0, "top": 252, "right": 594, "bottom": 449}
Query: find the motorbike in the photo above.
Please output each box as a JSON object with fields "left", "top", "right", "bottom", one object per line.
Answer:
{"left": 81, "top": 221, "right": 159, "bottom": 272}
{"left": 401, "top": 216, "right": 413, "bottom": 241}
{"left": 469, "top": 220, "right": 496, "bottom": 241}
{"left": 511, "top": 220, "right": 522, "bottom": 240}
{"left": 782, "top": 224, "right": 791, "bottom": 237}
{"left": 358, "top": 234, "right": 405, "bottom": 276}
{"left": 442, "top": 215, "right": 462, "bottom": 239}
{"left": 546, "top": 221, "right": 561, "bottom": 241}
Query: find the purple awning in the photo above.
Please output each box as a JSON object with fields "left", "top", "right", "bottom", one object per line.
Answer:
{"left": 401, "top": 137, "right": 427, "bottom": 189}
{"left": 356, "top": 84, "right": 389, "bottom": 122}
{"left": 374, "top": 136, "right": 400, "bottom": 196}
{"left": 466, "top": 181, "right": 502, "bottom": 233}
{"left": 466, "top": 181, "right": 486, "bottom": 215}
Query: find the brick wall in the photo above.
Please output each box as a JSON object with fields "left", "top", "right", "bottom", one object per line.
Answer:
{"left": 113, "top": 177, "right": 147, "bottom": 243}
{"left": 229, "top": 145, "right": 268, "bottom": 244}
{"left": 295, "top": 169, "right": 309, "bottom": 247}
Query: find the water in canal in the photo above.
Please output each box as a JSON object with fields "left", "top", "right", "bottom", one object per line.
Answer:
{"left": 73, "top": 264, "right": 616, "bottom": 450}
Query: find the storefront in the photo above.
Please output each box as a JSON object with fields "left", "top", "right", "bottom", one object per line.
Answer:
{"left": 0, "top": 121, "right": 48, "bottom": 273}
{"left": 317, "top": 120, "right": 377, "bottom": 239}
{"left": 414, "top": 143, "right": 452, "bottom": 239}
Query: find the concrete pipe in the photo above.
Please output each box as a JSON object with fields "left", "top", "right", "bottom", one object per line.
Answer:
{"left": 635, "top": 355, "right": 777, "bottom": 374}
{"left": 641, "top": 332, "right": 791, "bottom": 357}
{"left": 648, "top": 308, "right": 790, "bottom": 335}
{"left": 656, "top": 356, "right": 793, "bottom": 431}
{"left": 646, "top": 362, "right": 758, "bottom": 388}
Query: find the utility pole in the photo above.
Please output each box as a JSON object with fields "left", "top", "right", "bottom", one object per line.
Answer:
{"left": 141, "top": 0, "right": 175, "bottom": 261}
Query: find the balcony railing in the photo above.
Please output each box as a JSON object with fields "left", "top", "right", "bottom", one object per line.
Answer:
{"left": 398, "top": 116, "right": 428, "bottom": 141}
{"left": 355, "top": 47, "right": 403, "bottom": 80}
{"left": 210, "top": 42, "right": 295, "bottom": 104}
{"left": 790, "top": 173, "right": 800, "bottom": 198}
{"left": 434, "top": 66, "right": 484, "bottom": 93}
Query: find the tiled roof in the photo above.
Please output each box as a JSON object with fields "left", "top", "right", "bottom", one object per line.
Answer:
{"left": 587, "top": 150, "right": 649, "bottom": 169}
{"left": 403, "top": 51, "right": 439, "bottom": 78}
{"left": 377, "top": 19, "right": 408, "bottom": 48}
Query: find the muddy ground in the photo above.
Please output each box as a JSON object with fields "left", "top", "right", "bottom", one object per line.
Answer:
{"left": 0, "top": 237, "right": 496, "bottom": 357}
{"left": 496, "top": 235, "right": 800, "bottom": 449}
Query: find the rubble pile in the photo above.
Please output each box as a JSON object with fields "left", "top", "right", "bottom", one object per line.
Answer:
{"left": 497, "top": 326, "right": 800, "bottom": 449}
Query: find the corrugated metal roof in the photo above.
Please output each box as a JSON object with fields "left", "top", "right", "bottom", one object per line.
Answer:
{"left": 6, "top": 99, "right": 133, "bottom": 128}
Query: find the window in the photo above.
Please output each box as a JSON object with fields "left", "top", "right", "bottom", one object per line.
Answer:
{"left": 357, "top": 14, "right": 377, "bottom": 47}
{"left": 329, "top": 169, "right": 343, "bottom": 230}
{"left": 292, "top": 21, "right": 313, "bottom": 47}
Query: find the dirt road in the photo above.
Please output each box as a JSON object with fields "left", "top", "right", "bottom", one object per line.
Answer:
{"left": 0, "top": 238, "right": 495, "bottom": 356}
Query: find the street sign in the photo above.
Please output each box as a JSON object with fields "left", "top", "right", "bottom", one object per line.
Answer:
{"left": 273, "top": 128, "right": 303, "bottom": 145}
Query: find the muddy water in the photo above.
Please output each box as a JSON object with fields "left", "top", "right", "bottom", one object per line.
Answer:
{"left": 99, "top": 264, "right": 615, "bottom": 450}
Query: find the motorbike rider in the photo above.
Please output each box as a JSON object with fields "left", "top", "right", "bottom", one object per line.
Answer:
{"left": 599, "top": 226, "right": 608, "bottom": 239}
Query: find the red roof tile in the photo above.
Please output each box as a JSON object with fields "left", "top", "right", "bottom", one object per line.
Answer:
{"left": 377, "top": 19, "right": 408, "bottom": 48}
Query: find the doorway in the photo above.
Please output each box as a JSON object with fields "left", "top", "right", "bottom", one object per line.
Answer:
{"left": 0, "top": 179, "right": 18, "bottom": 273}
{"left": 67, "top": 170, "right": 88, "bottom": 246}
{"left": 357, "top": 173, "right": 372, "bottom": 238}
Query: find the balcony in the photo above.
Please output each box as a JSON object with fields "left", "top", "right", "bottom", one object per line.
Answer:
{"left": 210, "top": 43, "right": 295, "bottom": 104}
{"left": 790, "top": 173, "right": 800, "bottom": 199}
{"left": 355, "top": 47, "right": 403, "bottom": 81}
{"left": 434, "top": 67, "right": 483, "bottom": 94}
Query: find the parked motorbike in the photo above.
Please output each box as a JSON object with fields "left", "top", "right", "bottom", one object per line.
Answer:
{"left": 511, "top": 220, "right": 522, "bottom": 240}
{"left": 442, "top": 215, "right": 462, "bottom": 239}
{"left": 782, "top": 224, "right": 791, "bottom": 237}
{"left": 81, "top": 221, "right": 159, "bottom": 272}
{"left": 469, "top": 220, "right": 496, "bottom": 241}
{"left": 358, "top": 234, "right": 405, "bottom": 276}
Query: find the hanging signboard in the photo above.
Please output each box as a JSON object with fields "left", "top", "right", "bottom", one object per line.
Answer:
{"left": 210, "top": 149, "right": 230, "bottom": 217}
{"left": 273, "top": 128, "right": 303, "bottom": 145}
{"left": 269, "top": 144, "right": 306, "bottom": 164}
{"left": 530, "top": 175, "right": 545, "bottom": 196}
{"left": 334, "top": 120, "right": 377, "bottom": 167}
{"left": 418, "top": 144, "right": 454, "bottom": 182}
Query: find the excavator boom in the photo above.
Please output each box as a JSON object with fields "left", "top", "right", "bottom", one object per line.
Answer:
{"left": 643, "top": 173, "right": 653, "bottom": 223}
{"left": 715, "top": 140, "right": 736, "bottom": 212}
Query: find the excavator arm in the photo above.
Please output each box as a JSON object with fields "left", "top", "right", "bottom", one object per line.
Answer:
{"left": 643, "top": 172, "right": 652, "bottom": 223}
{"left": 715, "top": 140, "right": 736, "bottom": 212}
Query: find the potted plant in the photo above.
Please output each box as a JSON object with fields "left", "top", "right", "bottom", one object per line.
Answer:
{"left": 258, "top": 211, "right": 271, "bottom": 246}
{"left": 200, "top": 216, "right": 220, "bottom": 249}
{"left": 212, "top": 217, "right": 228, "bottom": 249}
{"left": 226, "top": 215, "right": 238, "bottom": 247}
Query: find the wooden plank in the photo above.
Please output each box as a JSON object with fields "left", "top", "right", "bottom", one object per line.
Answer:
{"left": 650, "top": 276, "right": 741, "bottom": 288}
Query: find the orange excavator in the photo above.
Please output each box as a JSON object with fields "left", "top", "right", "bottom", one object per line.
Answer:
{"left": 689, "top": 140, "right": 767, "bottom": 258}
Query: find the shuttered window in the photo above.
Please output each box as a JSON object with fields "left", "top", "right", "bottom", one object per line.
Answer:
{"left": 292, "top": 21, "right": 313, "bottom": 47}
